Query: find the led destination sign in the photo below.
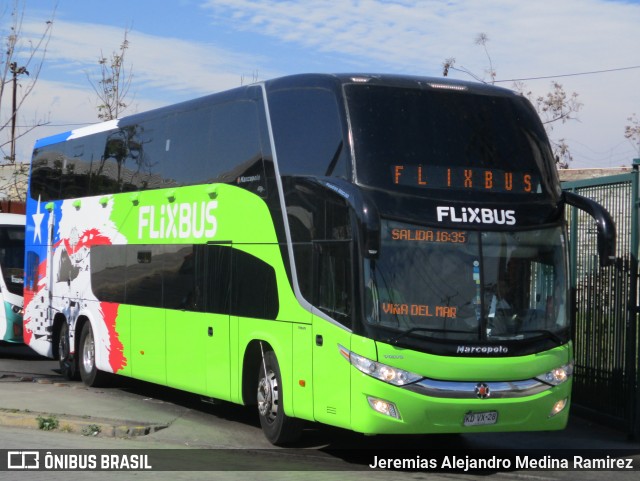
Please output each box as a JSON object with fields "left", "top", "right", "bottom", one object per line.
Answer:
{"left": 392, "top": 165, "right": 538, "bottom": 194}
{"left": 390, "top": 228, "right": 467, "bottom": 244}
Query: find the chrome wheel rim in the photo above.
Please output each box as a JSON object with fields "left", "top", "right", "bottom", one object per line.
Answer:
{"left": 82, "top": 328, "right": 95, "bottom": 373}
{"left": 257, "top": 369, "right": 278, "bottom": 423}
{"left": 58, "top": 327, "right": 69, "bottom": 361}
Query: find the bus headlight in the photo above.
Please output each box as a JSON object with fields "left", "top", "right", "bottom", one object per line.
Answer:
{"left": 536, "top": 361, "right": 574, "bottom": 386}
{"left": 367, "top": 396, "right": 401, "bottom": 419}
{"left": 339, "top": 345, "right": 422, "bottom": 386}
{"left": 550, "top": 398, "right": 568, "bottom": 417}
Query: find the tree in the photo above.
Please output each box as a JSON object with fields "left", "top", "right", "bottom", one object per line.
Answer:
{"left": 442, "top": 33, "right": 496, "bottom": 85}
{"left": 0, "top": 1, "right": 54, "bottom": 202}
{"left": 513, "top": 81, "right": 582, "bottom": 168}
{"left": 442, "top": 33, "right": 582, "bottom": 168}
{"left": 87, "top": 28, "right": 133, "bottom": 121}
{"left": 624, "top": 113, "right": 640, "bottom": 157}
{"left": 0, "top": 0, "right": 54, "bottom": 163}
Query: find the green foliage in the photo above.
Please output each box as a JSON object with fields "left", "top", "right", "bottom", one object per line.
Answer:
{"left": 82, "top": 424, "right": 102, "bottom": 436}
{"left": 36, "top": 415, "right": 59, "bottom": 431}
{"left": 88, "top": 29, "right": 133, "bottom": 121}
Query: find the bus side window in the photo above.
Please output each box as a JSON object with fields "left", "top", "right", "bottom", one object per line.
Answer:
{"left": 162, "top": 108, "right": 214, "bottom": 187}
{"left": 202, "top": 245, "right": 231, "bottom": 315}
{"left": 231, "top": 249, "right": 278, "bottom": 320}
{"left": 26, "top": 252, "right": 40, "bottom": 292}
{"left": 283, "top": 179, "right": 353, "bottom": 328}
{"left": 57, "top": 142, "right": 91, "bottom": 198}
{"left": 269, "top": 87, "right": 348, "bottom": 179}
{"left": 162, "top": 245, "right": 202, "bottom": 311}
{"left": 90, "top": 245, "right": 127, "bottom": 303}
{"left": 313, "top": 196, "right": 353, "bottom": 328}
{"left": 29, "top": 151, "right": 63, "bottom": 201}
{"left": 125, "top": 245, "right": 163, "bottom": 308}
{"left": 160, "top": 93, "right": 269, "bottom": 198}
{"left": 208, "top": 99, "right": 268, "bottom": 197}
{"left": 89, "top": 125, "right": 158, "bottom": 194}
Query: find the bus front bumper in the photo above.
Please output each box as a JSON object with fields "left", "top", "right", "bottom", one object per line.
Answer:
{"left": 349, "top": 372, "right": 571, "bottom": 435}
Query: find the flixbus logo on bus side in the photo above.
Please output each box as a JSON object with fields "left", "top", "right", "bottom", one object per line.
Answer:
{"left": 436, "top": 206, "right": 516, "bottom": 225}
{"left": 137, "top": 201, "right": 218, "bottom": 240}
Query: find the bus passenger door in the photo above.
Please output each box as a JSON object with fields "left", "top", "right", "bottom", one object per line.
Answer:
{"left": 164, "top": 244, "right": 231, "bottom": 399}
{"left": 311, "top": 238, "right": 353, "bottom": 429}
{"left": 129, "top": 246, "right": 167, "bottom": 385}
{"left": 312, "top": 317, "right": 352, "bottom": 428}
{"left": 203, "top": 244, "right": 232, "bottom": 400}
{"left": 205, "top": 312, "right": 231, "bottom": 400}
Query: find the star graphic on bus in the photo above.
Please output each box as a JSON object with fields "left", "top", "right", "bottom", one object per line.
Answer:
{"left": 32, "top": 196, "right": 45, "bottom": 243}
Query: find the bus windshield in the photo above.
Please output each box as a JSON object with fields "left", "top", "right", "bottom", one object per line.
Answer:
{"left": 346, "top": 83, "right": 558, "bottom": 199}
{"left": 0, "top": 224, "right": 25, "bottom": 297}
{"left": 364, "top": 222, "right": 569, "bottom": 344}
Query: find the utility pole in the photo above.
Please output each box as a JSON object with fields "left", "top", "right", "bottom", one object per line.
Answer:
{"left": 9, "top": 61, "right": 29, "bottom": 164}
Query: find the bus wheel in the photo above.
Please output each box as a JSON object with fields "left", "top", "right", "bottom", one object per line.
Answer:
{"left": 58, "top": 322, "right": 78, "bottom": 380}
{"left": 257, "top": 350, "right": 302, "bottom": 445}
{"left": 78, "top": 322, "right": 107, "bottom": 387}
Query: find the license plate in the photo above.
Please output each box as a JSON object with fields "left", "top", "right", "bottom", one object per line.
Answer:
{"left": 463, "top": 410, "right": 498, "bottom": 426}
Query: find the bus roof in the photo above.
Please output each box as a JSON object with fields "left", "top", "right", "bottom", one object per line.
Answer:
{"left": 0, "top": 213, "right": 26, "bottom": 226}
{"left": 33, "top": 73, "right": 519, "bottom": 150}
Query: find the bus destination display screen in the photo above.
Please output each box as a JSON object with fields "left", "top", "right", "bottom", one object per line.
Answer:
{"left": 391, "top": 165, "right": 539, "bottom": 194}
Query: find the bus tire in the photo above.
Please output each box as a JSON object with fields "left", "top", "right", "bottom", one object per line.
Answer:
{"left": 257, "top": 350, "right": 302, "bottom": 445}
{"left": 58, "top": 322, "right": 78, "bottom": 380}
{"left": 78, "top": 322, "right": 108, "bottom": 387}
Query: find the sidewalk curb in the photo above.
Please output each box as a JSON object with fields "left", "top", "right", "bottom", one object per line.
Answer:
{"left": 0, "top": 408, "right": 169, "bottom": 438}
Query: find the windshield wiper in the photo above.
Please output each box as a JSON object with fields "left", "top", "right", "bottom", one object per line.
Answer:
{"left": 324, "top": 140, "right": 344, "bottom": 176}
{"left": 517, "top": 329, "right": 564, "bottom": 345}
{"left": 386, "top": 327, "right": 469, "bottom": 345}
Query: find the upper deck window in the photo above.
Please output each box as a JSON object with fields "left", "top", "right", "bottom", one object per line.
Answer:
{"left": 268, "top": 87, "right": 348, "bottom": 179}
{"left": 346, "top": 84, "right": 558, "bottom": 200}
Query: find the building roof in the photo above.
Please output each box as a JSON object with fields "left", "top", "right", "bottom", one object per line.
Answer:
{"left": 0, "top": 163, "right": 28, "bottom": 202}
{"left": 558, "top": 167, "right": 634, "bottom": 183}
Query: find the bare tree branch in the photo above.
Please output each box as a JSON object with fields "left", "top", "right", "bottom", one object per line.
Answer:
{"left": 443, "top": 34, "right": 583, "bottom": 168}
{"left": 475, "top": 33, "right": 496, "bottom": 84}
{"left": 624, "top": 113, "right": 640, "bottom": 157}
{"left": 0, "top": 0, "right": 55, "bottom": 200}
{"left": 86, "top": 28, "right": 134, "bottom": 121}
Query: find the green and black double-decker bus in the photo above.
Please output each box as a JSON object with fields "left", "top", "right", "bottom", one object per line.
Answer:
{"left": 24, "top": 74, "right": 615, "bottom": 444}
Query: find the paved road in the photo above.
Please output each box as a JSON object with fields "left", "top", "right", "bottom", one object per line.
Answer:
{"left": 1, "top": 342, "right": 640, "bottom": 479}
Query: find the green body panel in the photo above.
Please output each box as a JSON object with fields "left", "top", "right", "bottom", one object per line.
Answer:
{"left": 350, "top": 368, "right": 571, "bottom": 434}
{"left": 311, "top": 318, "right": 352, "bottom": 429}
{"left": 291, "top": 322, "right": 314, "bottom": 420}
{"left": 165, "top": 310, "right": 231, "bottom": 398}
{"left": 130, "top": 305, "right": 166, "bottom": 385}
{"left": 347, "top": 342, "right": 573, "bottom": 434}
{"left": 204, "top": 313, "right": 231, "bottom": 399}
{"left": 110, "top": 184, "right": 280, "bottom": 246}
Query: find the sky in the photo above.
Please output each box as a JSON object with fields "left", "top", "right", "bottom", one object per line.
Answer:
{"left": 4, "top": 0, "right": 640, "bottom": 169}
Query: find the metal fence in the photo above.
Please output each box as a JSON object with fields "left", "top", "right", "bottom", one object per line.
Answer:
{"left": 563, "top": 161, "right": 639, "bottom": 438}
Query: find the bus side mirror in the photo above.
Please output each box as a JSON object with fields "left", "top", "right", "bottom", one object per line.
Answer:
{"left": 563, "top": 191, "right": 616, "bottom": 267}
